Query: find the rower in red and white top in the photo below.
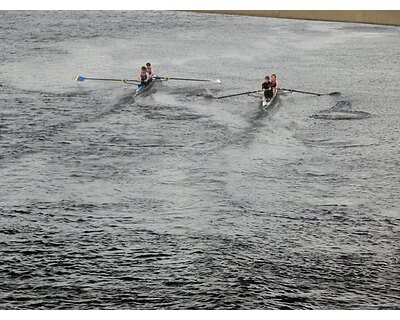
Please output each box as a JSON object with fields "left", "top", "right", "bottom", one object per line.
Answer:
{"left": 146, "top": 62, "right": 155, "bottom": 78}
{"left": 270, "top": 74, "right": 280, "bottom": 94}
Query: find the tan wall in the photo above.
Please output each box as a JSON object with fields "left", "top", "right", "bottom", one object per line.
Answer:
{"left": 194, "top": 11, "right": 400, "bottom": 26}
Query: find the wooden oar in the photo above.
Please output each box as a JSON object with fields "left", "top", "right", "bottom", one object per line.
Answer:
{"left": 280, "top": 88, "right": 340, "bottom": 96}
{"left": 74, "top": 75, "right": 140, "bottom": 83}
{"left": 156, "top": 76, "right": 221, "bottom": 84}
{"left": 216, "top": 89, "right": 263, "bottom": 99}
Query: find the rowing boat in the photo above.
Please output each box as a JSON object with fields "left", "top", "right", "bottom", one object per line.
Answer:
{"left": 262, "top": 89, "right": 278, "bottom": 109}
{"left": 134, "top": 74, "right": 159, "bottom": 97}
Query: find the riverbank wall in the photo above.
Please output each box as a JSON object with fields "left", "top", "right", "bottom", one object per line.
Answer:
{"left": 193, "top": 11, "right": 400, "bottom": 26}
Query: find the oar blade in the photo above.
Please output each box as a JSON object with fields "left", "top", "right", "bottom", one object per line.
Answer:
{"left": 74, "top": 75, "right": 86, "bottom": 82}
{"left": 214, "top": 79, "right": 222, "bottom": 84}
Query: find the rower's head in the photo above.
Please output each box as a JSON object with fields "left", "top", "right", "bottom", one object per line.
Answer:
{"left": 141, "top": 66, "right": 146, "bottom": 72}
{"left": 146, "top": 62, "right": 151, "bottom": 68}
{"left": 264, "top": 76, "right": 270, "bottom": 82}
{"left": 271, "top": 74, "right": 277, "bottom": 81}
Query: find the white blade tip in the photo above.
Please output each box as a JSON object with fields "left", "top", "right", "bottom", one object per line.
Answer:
{"left": 215, "top": 79, "right": 222, "bottom": 84}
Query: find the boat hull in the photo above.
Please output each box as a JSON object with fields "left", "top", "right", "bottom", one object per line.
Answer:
{"left": 262, "top": 89, "right": 278, "bottom": 109}
{"left": 134, "top": 74, "right": 159, "bottom": 97}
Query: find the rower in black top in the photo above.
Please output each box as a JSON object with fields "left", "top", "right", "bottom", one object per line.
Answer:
{"left": 262, "top": 76, "right": 273, "bottom": 101}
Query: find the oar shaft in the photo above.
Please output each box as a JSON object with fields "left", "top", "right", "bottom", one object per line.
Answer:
{"left": 85, "top": 77, "right": 125, "bottom": 82}
{"left": 216, "top": 90, "right": 262, "bottom": 99}
{"left": 88, "top": 78, "right": 140, "bottom": 83}
{"left": 76, "top": 75, "right": 219, "bottom": 84}
{"left": 157, "top": 76, "right": 219, "bottom": 82}
{"left": 280, "top": 88, "right": 322, "bottom": 96}
{"left": 75, "top": 76, "right": 140, "bottom": 83}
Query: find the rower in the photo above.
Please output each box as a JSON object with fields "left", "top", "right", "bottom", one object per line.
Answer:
{"left": 137, "top": 66, "right": 151, "bottom": 86}
{"left": 271, "top": 74, "right": 280, "bottom": 94}
{"left": 262, "top": 76, "right": 273, "bottom": 101}
{"left": 146, "top": 62, "right": 155, "bottom": 78}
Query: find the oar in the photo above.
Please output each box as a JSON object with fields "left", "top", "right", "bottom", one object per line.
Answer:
{"left": 216, "top": 89, "right": 263, "bottom": 99}
{"left": 280, "top": 88, "right": 340, "bottom": 96}
{"left": 156, "top": 76, "right": 221, "bottom": 84}
{"left": 74, "top": 75, "right": 140, "bottom": 83}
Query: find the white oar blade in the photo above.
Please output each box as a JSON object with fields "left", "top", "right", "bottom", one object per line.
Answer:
{"left": 214, "top": 79, "right": 222, "bottom": 84}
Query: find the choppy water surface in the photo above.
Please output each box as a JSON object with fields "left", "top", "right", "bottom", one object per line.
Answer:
{"left": 0, "top": 11, "right": 399, "bottom": 309}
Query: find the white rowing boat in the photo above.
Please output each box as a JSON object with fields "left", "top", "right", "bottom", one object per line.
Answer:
{"left": 262, "top": 89, "right": 278, "bottom": 109}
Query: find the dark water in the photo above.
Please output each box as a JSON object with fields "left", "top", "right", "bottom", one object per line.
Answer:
{"left": 1, "top": 11, "right": 400, "bottom": 309}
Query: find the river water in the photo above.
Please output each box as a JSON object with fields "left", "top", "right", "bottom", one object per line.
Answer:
{"left": 0, "top": 11, "right": 399, "bottom": 309}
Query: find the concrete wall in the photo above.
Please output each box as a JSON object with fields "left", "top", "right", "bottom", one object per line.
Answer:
{"left": 194, "top": 11, "right": 400, "bottom": 26}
